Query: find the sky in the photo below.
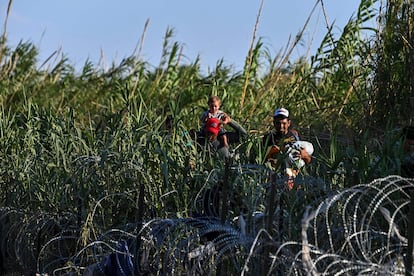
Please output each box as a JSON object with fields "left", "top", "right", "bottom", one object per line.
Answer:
{"left": 0, "top": 1, "right": 375, "bottom": 72}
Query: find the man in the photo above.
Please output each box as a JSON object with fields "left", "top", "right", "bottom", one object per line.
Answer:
{"left": 262, "top": 108, "right": 313, "bottom": 188}
{"left": 402, "top": 126, "right": 414, "bottom": 178}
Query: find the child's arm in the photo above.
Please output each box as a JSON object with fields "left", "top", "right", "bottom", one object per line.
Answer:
{"left": 220, "top": 112, "right": 231, "bottom": 124}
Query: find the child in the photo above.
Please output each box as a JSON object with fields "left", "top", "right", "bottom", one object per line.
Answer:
{"left": 200, "top": 96, "right": 231, "bottom": 148}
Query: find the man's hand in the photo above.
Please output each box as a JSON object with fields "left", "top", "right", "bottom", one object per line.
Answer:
{"left": 300, "top": 148, "right": 312, "bottom": 164}
{"left": 266, "top": 145, "right": 280, "bottom": 160}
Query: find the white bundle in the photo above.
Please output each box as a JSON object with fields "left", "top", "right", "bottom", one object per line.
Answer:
{"left": 285, "top": 141, "right": 314, "bottom": 169}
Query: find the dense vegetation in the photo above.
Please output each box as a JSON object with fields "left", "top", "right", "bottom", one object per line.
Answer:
{"left": 1, "top": 0, "right": 413, "bottom": 274}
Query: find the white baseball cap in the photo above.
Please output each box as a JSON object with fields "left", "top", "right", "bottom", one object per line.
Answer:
{"left": 273, "top": 108, "right": 289, "bottom": 118}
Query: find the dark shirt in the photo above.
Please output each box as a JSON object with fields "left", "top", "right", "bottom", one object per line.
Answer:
{"left": 263, "top": 129, "right": 300, "bottom": 148}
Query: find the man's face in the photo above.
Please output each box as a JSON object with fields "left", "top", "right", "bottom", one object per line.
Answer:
{"left": 273, "top": 117, "right": 290, "bottom": 135}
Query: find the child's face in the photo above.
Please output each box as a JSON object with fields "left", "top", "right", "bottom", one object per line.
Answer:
{"left": 208, "top": 100, "right": 220, "bottom": 114}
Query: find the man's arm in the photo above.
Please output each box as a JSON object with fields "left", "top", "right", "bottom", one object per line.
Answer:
{"left": 228, "top": 119, "right": 247, "bottom": 137}
{"left": 300, "top": 149, "right": 312, "bottom": 164}
{"left": 292, "top": 140, "right": 313, "bottom": 165}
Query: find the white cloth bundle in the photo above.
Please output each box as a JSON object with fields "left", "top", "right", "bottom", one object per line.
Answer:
{"left": 285, "top": 141, "right": 314, "bottom": 174}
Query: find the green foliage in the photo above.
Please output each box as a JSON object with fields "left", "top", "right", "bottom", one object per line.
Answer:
{"left": 373, "top": 0, "right": 414, "bottom": 125}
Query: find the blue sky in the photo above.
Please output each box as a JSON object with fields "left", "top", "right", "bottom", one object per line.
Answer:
{"left": 1, "top": 1, "right": 373, "bottom": 72}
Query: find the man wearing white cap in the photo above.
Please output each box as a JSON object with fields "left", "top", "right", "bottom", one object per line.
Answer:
{"left": 263, "top": 108, "right": 313, "bottom": 189}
